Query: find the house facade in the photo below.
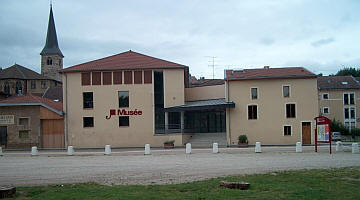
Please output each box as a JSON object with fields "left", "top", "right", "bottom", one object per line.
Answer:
{"left": 225, "top": 67, "right": 318, "bottom": 145}
{"left": 317, "top": 76, "right": 360, "bottom": 130}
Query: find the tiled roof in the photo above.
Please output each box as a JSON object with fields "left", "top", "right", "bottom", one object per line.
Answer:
{"left": 190, "top": 79, "right": 225, "bottom": 87}
{"left": 165, "top": 98, "right": 235, "bottom": 111}
{"left": 62, "top": 50, "right": 187, "bottom": 72}
{"left": 317, "top": 76, "right": 360, "bottom": 90}
{"left": 225, "top": 67, "right": 316, "bottom": 80}
{"left": 0, "top": 94, "right": 63, "bottom": 115}
{"left": 0, "top": 64, "right": 57, "bottom": 80}
{"left": 42, "top": 86, "right": 63, "bottom": 101}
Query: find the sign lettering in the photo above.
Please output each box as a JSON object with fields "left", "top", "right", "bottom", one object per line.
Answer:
{"left": 106, "top": 109, "right": 143, "bottom": 119}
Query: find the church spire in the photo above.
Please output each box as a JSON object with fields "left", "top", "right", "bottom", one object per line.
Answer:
{"left": 40, "top": 5, "right": 63, "bottom": 57}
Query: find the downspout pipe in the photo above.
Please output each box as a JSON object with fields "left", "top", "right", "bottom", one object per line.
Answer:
{"left": 64, "top": 73, "right": 69, "bottom": 148}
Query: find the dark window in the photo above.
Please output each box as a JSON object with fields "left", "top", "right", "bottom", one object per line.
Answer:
{"left": 144, "top": 70, "right": 152, "bottom": 84}
{"left": 41, "top": 81, "right": 47, "bottom": 89}
{"left": 4, "top": 82, "right": 10, "bottom": 94}
{"left": 59, "top": 59, "right": 61, "bottom": 65}
{"left": 119, "top": 91, "right": 129, "bottom": 107}
{"left": 19, "top": 118, "right": 29, "bottom": 126}
{"left": 103, "top": 72, "right": 112, "bottom": 85}
{"left": 113, "top": 71, "right": 122, "bottom": 84}
{"left": 323, "top": 94, "right": 328, "bottom": 99}
{"left": 19, "top": 130, "right": 29, "bottom": 139}
{"left": 83, "top": 92, "right": 93, "bottom": 109}
{"left": 248, "top": 105, "right": 257, "bottom": 120}
{"left": 124, "top": 71, "right": 132, "bottom": 84}
{"left": 283, "top": 86, "right": 290, "bottom": 97}
{"left": 119, "top": 116, "right": 129, "bottom": 127}
{"left": 47, "top": 57, "right": 52, "bottom": 65}
{"left": 251, "top": 88, "right": 257, "bottom": 99}
{"left": 286, "top": 104, "right": 296, "bottom": 118}
{"left": 168, "top": 112, "right": 180, "bottom": 129}
{"left": 350, "top": 93, "right": 355, "bottom": 104}
{"left": 344, "top": 94, "right": 349, "bottom": 105}
{"left": 134, "top": 71, "right": 142, "bottom": 84}
{"left": 15, "top": 81, "right": 22, "bottom": 94}
{"left": 345, "top": 108, "right": 349, "bottom": 119}
{"left": 350, "top": 107, "right": 355, "bottom": 119}
{"left": 31, "top": 80, "right": 36, "bottom": 89}
{"left": 81, "top": 72, "right": 91, "bottom": 86}
{"left": 83, "top": 117, "right": 94, "bottom": 127}
{"left": 92, "top": 72, "right": 101, "bottom": 85}
{"left": 323, "top": 107, "right": 329, "bottom": 114}
{"left": 284, "top": 126, "right": 291, "bottom": 136}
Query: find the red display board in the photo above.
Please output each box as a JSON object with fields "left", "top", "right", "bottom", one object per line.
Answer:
{"left": 314, "top": 116, "right": 332, "bottom": 154}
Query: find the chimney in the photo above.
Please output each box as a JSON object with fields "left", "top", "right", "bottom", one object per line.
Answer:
{"left": 264, "top": 66, "right": 270, "bottom": 69}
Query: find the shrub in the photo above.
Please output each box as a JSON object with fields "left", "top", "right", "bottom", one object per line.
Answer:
{"left": 238, "top": 135, "right": 248, "bottom": 144}
{"left": 164, "top": 140, "right": 175, "bottom": 145}
{"left": 331, "top": 119, "right": 360, "bottom": 137}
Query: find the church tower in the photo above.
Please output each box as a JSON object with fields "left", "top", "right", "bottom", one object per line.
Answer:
{"left": 40, "top": 5, "right": 63, "bottom": 82}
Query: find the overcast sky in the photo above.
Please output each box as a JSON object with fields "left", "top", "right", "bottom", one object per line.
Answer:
{"left": 1, "top": 0, "right": 359, "bottom": 78}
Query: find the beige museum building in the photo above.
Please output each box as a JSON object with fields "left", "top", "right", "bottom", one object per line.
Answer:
{"left": 61, "top": 50, "right": 319, "bottom": 148}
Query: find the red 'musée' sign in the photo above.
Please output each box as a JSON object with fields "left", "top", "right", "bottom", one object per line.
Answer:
{"left": 106, "top": 109, "right": 143, "bottom": 119}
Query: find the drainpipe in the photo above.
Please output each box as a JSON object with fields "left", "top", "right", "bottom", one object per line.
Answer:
{"left": 227, "top": 80, "right": 231, "bottom": 146}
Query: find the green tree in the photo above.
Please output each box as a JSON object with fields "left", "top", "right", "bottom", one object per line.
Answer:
{"left": 335, "top": 67, "right": 360, "bottom": 77}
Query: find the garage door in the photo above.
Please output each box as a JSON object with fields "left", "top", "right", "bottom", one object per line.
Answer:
{"left": 42, "top": 119, "right": 64, "bottom": 148}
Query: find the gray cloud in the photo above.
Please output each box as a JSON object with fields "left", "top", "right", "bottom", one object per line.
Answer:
{"left": 311, "top": 37, "right": 335, "bottom": 47}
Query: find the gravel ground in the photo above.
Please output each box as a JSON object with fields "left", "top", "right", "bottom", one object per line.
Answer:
{"left": 0, "top": 146, "right": 359, "bottom": 186}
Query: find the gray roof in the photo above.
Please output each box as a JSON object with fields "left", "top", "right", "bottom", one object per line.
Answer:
{"left": 165, "top": 98, "right": 235, "bottom": 111}
{"left": 40, "top": 6, "right": 63, "bottom": 57}
{"left": 317, "top": 76, "right": 360, "bottom": 90}
{"left": 0, "top": 64, "right": 57, "bottom": 80}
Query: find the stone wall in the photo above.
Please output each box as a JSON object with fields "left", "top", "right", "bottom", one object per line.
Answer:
{"left": 0, "top": 106, "right": 40, "bottom": 148}
{"left": 41, "top": 54, "right": 63, "bottom": 82}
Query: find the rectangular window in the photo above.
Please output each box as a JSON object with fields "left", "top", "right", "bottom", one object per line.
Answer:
{"left": 323, "top": 107, "right": 329, "bottom": 114}
{"left": 283, "top": 86, "right": 290, "bottom": 97}
{"left": 134, "top": 71, "right": 142, "bottom": 84}
{"left": 248, "top": 105, "right": 257, "bottom": 120}
{"left": 81, "top": 72, "right": 91, "bottom": 86}
{"left": 251, "top": 88, "right": 258, "bottom": 99}
{"left": 124, "top": 71, "right": 133, "bottom": 84}
{"left": 350, "top": 107, "right": 355, "bottom": 119}
{"left": 83, "top": 117, "right": 94, "bottom": 127}
{"left": 19, "top": 118, "right": 29, "bottom": 126}
{"left": 103, "top": 72, "right": 112, "bottom": 85}
{"left": 41, "top": 81, "right": 47, "bottom": 89}
{"left": 31, "top": 80, "right": 36, "bottom": 89}
{"left": 19, "top": 130, "right": 29, "bottom": 139}
{"left": 119, "top": 116, "right": 130, "bottom": 127}
{"left": 351, "top": 122, "right": 356, "bottom": 128}
{"left": 92, "top": 72, "right": 101, "bottom": 85}
{"left": 144, "top": 70, "right": 152, "bottom": 84}
{"left": 83, "top": 92, "right": 93, "bottom": 109}
{"left": 345, "top": 108, "right": 349, "bottom": 119}
{"left": 119, "top": 91, "right": 129, "bottom": 107}
{"left": 344, "top": 93, "right": 349, "bottom": 105}
{"left": 113, "top": 71, "right": 122, "bottom": 84}
{"left": 350, "top": 93, "right": 355, "bottom": 104}
{"left": 284, "top": 126, "right": 291, "bottom": 136}
{"left": 286, "top": 104, "right": 296, "bottom": 118}
{"left": 322, "top": 93, "right": 329, "bottom": 99}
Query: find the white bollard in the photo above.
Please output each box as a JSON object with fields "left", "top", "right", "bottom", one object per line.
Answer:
{"left": 213, "top": 143, "right": 219, "bottom": 153}
{"left": 31, "top": 146, "right": 38, "bottom": 156}
{"left": 255, "top": 142, "right": 262, "bottom": 153}
{"left": 0, "top": 147, "right": 3, "bottom": 156}
{"left": 105, "top": 145, "right": 111, "bottom": 155}
{"left": 144, "top": 144, "right": 151, "bottom": 155}
{"left": 186, "top": 143, "right": 192, "bottom": 154}
{"left": 296, "top": 142, "right": 302, "bottom": 153}
{"left": 336, "top": 141, "right": 343, "bottom": 152}
{"left": 352, "top": 143, "right": 359, "bottom": 154}
{"left": 67, "top": 146, "right": 74, "bottom": 156}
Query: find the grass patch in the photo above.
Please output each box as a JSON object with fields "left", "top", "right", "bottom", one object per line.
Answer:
{"left": 8, "top": 167, "right": 360, "bottom": 200}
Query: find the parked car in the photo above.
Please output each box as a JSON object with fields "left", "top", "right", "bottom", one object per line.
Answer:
{"left": 332, "top": 132, "right": 341, "bottom": 141}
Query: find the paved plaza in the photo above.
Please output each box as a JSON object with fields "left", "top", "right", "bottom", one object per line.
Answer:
{"left": 1, "top": 145, "right": 360, "bottom": 186}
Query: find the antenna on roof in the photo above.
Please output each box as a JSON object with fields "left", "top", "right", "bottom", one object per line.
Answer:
{"left": 205, "top": 56, "right": 218, "bottom": 79}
